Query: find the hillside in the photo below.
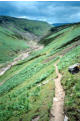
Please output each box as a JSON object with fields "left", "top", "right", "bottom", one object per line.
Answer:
{"left": 0, "top": 16, "right": 51, "bottom": 64}
{"left": 0, "top": 16, "right": 51, "bottom": 37}
{"left": 0, "top": 22, "right": 80, "bottom": 121}
{"left": 0, "top": 25, "right": 30, "bottom": 64}
{"left": 53, "top": 23, "right": 71, "bottom": 27}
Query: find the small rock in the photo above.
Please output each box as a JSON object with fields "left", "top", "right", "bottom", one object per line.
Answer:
{"left": 64, "top": 115, "right": 68, "bottom": 121}
{"left": 53, "top": 97, "right": 58, "bottom": 102}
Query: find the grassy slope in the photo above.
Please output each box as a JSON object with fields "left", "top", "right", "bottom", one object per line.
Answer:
{"left": 0, "top": 26, "right": 29, "bottom": 64}
{"left": 0, "top": 16, "right": 51, "bottom": 36}
{"left": 0, "top": 23, "right": 80, "bottom": 121}
{"left": 58, "top": 46, "right": 80, "bottom": 121}
{"left": 0, "top": 16, "right": 51, "bottom": 64}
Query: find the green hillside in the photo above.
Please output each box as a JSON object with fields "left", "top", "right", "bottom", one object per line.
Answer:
{"left": 0, "top": 22, "right": 80, "bottom": 121}
{"left": 0, "top": 26, "right": 29, "bottom": 64}
{"left": 0, "top": 16, "right": 51, "bottom": 64}
{"left": 0, "top": 16, "right": 51, "bottom": 36}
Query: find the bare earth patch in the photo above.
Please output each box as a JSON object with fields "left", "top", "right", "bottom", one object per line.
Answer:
{"left": 50, "top": 60, "right": 65, "bottom": 121}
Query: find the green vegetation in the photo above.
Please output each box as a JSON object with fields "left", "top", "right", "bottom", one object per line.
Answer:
{"left": 0, "top": 16, "right": 51, "bottom": 64}
{"left": 0, "top": 26, "right": 29, "bottom": 63}
{"left": 0, "top": 16, "right": 51, "bottom": 36}
{"left": 0, "top": 20, "right": 80, "bottom": 121}
{"left": 0, "top": 51, "right": 56, "bottom": 121}
{"left": 58, "top": 45, "right": 80, "bottom": 121}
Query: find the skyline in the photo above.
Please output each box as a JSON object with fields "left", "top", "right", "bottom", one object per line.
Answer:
{"left": 0, "top": 1, "right": 80, "bottom": 23}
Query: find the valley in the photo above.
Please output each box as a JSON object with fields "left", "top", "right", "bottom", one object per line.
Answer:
{"left": 0, "top": 16, "right": 80, "bottom": 121}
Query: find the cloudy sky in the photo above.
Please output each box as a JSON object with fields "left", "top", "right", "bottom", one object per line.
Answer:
{"left": 0, "top": 1, "right": 80, "bottom": 23}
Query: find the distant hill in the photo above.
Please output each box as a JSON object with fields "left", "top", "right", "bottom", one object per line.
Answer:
{"left": 53, "top": 23, "right": 71, "bottom": 27}
{"left": 0, "top": 16, "right": 51, "bottom": 37}
{"left": 40, "top": 22, "right": 80, "bottom": 45}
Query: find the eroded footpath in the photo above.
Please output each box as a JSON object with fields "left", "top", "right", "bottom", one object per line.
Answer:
{"left": 50, "top": 59, "right": 65, "bottom": 121}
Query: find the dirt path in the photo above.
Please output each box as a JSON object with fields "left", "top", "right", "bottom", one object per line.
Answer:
{"left": 0, "top": 52, "right": 29, "bottom": 77}
{"left": 0, "top": 51, "right": 29, "bottom": 86}
{"left": 50, "top": 60, "right": 65, "bottom": 121}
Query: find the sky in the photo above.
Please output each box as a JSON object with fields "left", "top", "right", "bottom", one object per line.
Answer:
{"left": 0, "top": 1, "right": 80, "bottom": 23}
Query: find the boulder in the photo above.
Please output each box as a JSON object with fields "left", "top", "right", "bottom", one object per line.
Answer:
{"left": 68, "top": 63, "right": 80, "bottom": 74}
